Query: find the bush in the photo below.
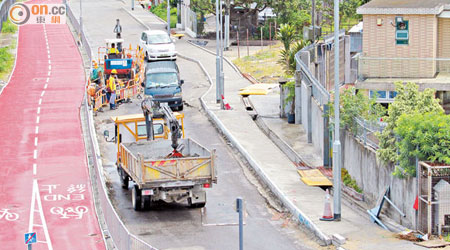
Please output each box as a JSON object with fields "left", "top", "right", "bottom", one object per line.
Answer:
{"left": 342, "top": 168, "right": 362, "bottom": 193}
{"left": 2, "top": 19, "right": 17, "bottom": 33}
{"left": 0, "top": 46, "right": 14, "bottom": 74}
{"left": 394, "top": 113, "right": 450, "bottom": 177}
{"left": 377, "top": 82, "right": 443, "bottom": 171}
{"left": 150, "top": 3, "right": 177, "bottom": 28}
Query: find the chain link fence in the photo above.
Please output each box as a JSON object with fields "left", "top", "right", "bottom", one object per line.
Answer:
{"left": 66, "top": 2, "right": 157, "bottom": 249}
{"left": 0, "top": 0, "right": 15, "bottom": 33}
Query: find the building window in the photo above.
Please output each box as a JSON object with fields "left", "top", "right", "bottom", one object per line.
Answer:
{"left": 370, "top": 90, "right": 398, "bottom": 103}
{"left": 395, "top": 18, "right": 409, "bottom": 45}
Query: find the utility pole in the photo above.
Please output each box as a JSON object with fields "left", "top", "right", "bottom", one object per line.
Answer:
{"left": 131, "top": 0, "right": 134, "bottom": 10}
{"left": 312, "top": 0, "right": 315, "bottom": 41}
{"left": 224, "top": 0, "right": 230, "bottom": 50}
{"left": 167, "top": 0, "right": 171, "bottom": 34}
{"left": 332, "top": 0, "right": 341, "bottom": 222}
{"left": 219, "top": 0, "right": 225, "bottom": 109}
{"left": 215, "top": 0, "right": 221, "bottom": 103}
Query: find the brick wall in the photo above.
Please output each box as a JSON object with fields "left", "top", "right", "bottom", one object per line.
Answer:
{"left": 438, "top": 18, "right": 450, "bottom": 72}
{"left": 362, "top": 14, "right": 437, "bottom": 78}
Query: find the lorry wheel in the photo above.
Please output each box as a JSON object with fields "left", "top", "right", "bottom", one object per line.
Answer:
{"left": 132, "top": 185, "right": 143, "bottom": 211}
{"left": 142, "top": 196, "right": 152, "bottom": 210}
{"left": 120, "top": 169, "right": 129, "bottom": 189}
{"left": 177, "top": 104, "right": 184, "bottom": 111}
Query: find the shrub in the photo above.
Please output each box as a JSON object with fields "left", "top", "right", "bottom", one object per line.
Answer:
{"left": 2, "top": 19, "right": 17, "bottom": 33}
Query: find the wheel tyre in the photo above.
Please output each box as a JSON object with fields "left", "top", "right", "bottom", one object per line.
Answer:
{"left": 120, "top": 169, "right": 129, "bottom": 189}
{"left": 142, "top": 195, "right": 152, "bottom": 210}
{"left": 132, "top": 185, "right": 143, "bottom": 211}
{"left": 145, "top": 53, "right": 149, "bottom": 62}
{"left": 177, "top": 104, "right": 184, "bottom": 111}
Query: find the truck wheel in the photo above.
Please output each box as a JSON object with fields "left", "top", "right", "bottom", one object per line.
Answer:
{"left": 120, "top": 169, "right": 129, "bottom": 189}
{"left": 142, "top": 195, "right": 153, "bottom": 210}
{"left": 132, "top": 185, "right": 143, "bottom": 211}
{"left": 145, "top": 53, "right": 149, "bottom": 62}
{"left": 177, "top": 104, "right": 184, "bottom": 111}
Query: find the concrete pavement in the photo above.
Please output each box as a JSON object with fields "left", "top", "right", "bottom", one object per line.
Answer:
{"left": 120, "top": 5, "right": 428, "bottom": 250}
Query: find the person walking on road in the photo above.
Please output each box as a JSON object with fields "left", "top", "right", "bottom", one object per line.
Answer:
{"left": 107, "top": 69, "right": 118, "bottom": 110}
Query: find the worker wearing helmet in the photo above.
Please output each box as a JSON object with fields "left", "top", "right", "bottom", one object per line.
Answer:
{"left": 107, "top": 69, "right": 118, "bottom": 110}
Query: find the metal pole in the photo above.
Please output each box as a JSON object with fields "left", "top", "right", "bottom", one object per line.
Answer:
{"left": 312, "top": 0, "right": 315, "bottom": 41}
{"left": 237, "top": 197, "right": 244, "bottom": 250}
{"left": 237, "top": 31, "right": 240, "bottom": 59}
{"left": 224, "top": 0, "right": 230, "bottom": 50}
{"left": 132, "top": 0, "right": 134, "bottom": 10}
{"left": 332, "top": 0, "right": 341, "bottom": 221}
{"left": 28, "top": 244, "right": 32, "bottom": 250}
{"left": 215, "top": 0, "right": 221, "bottom": 103}
{"left": 260, "top": 28, "right": 263, "bottom": 51}
{"left": 246, "top": 29, "right": 249, "bottom": 56}
{"left": 219, "top": 0, "right": 225, "bottom": 109}
{"left": 167, "top": 0, "right": 171, "bottom": 34}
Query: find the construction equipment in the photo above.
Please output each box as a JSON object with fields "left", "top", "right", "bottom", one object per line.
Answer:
{"left": 109, "top": 97, "right": 217, "bottom": 211}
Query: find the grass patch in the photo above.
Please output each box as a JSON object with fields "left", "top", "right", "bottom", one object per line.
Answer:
{"left": 232, "top": 44, "right": 284, "bottom": 83}
{"left": 150, "top": 3, "right": 177, "bottom": 29}
{"left": 2, "top": 19, "right": 17, "bottom": 33}
{"left": 0, "top": 46, "right": 14, "bottom": 79}
{"left": 342, "top": 168, "right": 362, "bottom": 193}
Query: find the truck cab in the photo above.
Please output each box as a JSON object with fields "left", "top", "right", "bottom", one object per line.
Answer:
{"left": 144, "top": 61, "right": 184, "bottom": 111}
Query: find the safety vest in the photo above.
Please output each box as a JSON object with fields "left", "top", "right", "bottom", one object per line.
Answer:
{"left": 108, "top": 76, "right": 117, "bottom": 91}
{"left": 109, "top": 47, "right": 118, "bottom": 54}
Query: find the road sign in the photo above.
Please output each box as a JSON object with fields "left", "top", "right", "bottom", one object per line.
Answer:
{"left": 24, "top": 232, "right": 37, "bottom": 245}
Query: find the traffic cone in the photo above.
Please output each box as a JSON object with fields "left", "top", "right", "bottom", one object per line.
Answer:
{"left": 221, "top": 95, "right": 232, "bottom": 110}
{"left": 320, "top": 189, "right": 334, "bottom": 221}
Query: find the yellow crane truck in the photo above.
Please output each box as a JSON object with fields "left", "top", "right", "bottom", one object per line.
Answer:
{"left": 110, "top": 97, "right": 217, "bottom": 211}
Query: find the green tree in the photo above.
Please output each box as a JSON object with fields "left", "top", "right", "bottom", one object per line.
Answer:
{"left": 278, "top": 40, "right": 310, "bottom": 76}
{"left": 377, "top": 82, "right": 444, "bottom": 167}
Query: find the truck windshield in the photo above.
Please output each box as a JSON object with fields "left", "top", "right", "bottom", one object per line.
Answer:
{"left": 148, "top": 34, "right": 172, "bottom": 44}
{"left": 146, "top": 73, "right": 178, "bottom": 88}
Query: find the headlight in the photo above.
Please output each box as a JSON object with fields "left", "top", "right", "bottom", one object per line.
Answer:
{"left": 174, "top": 92, "right": 182, "bottom": 97}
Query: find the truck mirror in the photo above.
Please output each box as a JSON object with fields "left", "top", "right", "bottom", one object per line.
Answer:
{"left": 104, "top": 130, "right": 109, "bottom": 138}
{"left": 180, "top": 80, "right": 184, "bottom": 85}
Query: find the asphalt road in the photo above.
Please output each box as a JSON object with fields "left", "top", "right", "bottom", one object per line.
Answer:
{"left": 70, "top": 1, "right": 320, "bottom": 249}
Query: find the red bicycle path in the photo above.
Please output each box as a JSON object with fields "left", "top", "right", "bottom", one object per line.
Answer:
{"left": 0, "top": 13, "right": 105, "bottom": 250}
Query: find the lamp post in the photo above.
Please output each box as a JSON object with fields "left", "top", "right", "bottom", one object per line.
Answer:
{"left": 167, "top": 0, "right": 171, "bottom": 34}
{"left": 332, "top": 0, "right": 341, "bottom": 221}
{"left": 215, "top": 0, "right": 221, "bottom": 103}
{"left": 219, "top": 0, "right": 225, "bottom": 109}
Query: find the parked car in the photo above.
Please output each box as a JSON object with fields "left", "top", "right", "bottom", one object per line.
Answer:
{"left": 139, "top": 30, "right": 177, "bottom": 61}
{"left": 143, "top": 61, "right": 184, "bottom": 111}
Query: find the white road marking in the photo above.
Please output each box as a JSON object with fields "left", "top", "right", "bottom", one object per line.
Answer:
{"left": 34, "top": 137, "right": 38, "bottom": 146}
{"left": 38, "top": 98, "right": 42, "bottom": 105}
{"left": 35, "top": 126, "right": 39, "bottom": 134}
{"left": 47, "top": 71, "right": 50, "bottom": 76}
{"left": 44, "top": 84, "right": 48, "bottom": 89}
{"left": 46, "top": 77, "right": 49, "bottom": 83}
{"left": 48, "top": 55, "right": 50, "bottom": 59}
{"left": 37, "top": 107, "right": 40, "bottom": 114}
{"left": 41, "top": 91, "right": 45, "bottom": 97}
{"left": 48, "top": 65, "right": 51, "bottom": 70}
{"left": 48, "top": 60, "right": 51, "bottom": 64}
{"left": 36, "top": 116, "right": 40, "bottom": 124}
{"left": 33, "top": 150, "right": 37, "bottom": 159}
{"left": 33, "top": 164, "right": 37, "bottom": 175}
{"left": 29, "top": 180, "right": 53, "bottom": 250}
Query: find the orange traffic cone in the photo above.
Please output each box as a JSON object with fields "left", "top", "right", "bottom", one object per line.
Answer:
{"left": 320, "top": 189, "right": 334, "bottom": 221}
{"left": 221, "top": 95, "right": 232, "bottom": 110}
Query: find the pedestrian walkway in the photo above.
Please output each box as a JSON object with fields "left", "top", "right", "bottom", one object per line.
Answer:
{"left": 119, "top": 4, "right": 423, "bottom": 249}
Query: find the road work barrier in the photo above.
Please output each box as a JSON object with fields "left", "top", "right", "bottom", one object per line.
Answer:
{"left": 66, "top": 2, "right": 158, "bottom": 249}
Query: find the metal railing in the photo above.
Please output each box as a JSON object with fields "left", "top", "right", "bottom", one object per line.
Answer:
{"left": 295, "top": 46, "right": 330, "bottom": 106}
{"left": 0, "top": 0, "right": 15, "bottom": 33}
{"left": 66, "top": 3, "right": 157, "bottom": 250}
{"left": 353, "top": 117, "right": 386, "bottom": 149}
{"left": 357, "top": 56, "right": 450, "bottom": 80}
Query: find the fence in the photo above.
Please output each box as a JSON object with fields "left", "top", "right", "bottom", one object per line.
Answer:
{"left": 186, "top": 9, "right": 197, "bottom": 37}
{"left": 357, "top": 57, "right": 450, "bottom": 80}
{"left": 353, "top": 117, "right": 385, "bottom": 150}
{"left": 66, "top": 2, "right": 157, "bottom": 250}
{"left": 0, "top": 0, "right": 15, "bottom": 33}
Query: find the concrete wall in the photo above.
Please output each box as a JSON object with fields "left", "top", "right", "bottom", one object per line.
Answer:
{"left": 362, "top": 14, "right": 438, "bottom": 78}
{"left": 341, "top": 131, "right": 416, "bottom": 228}
{"left": 311, "top": 99, "right": 324, "bottom": 159}
{"left": 438, "top": 18, "right": 450, "bottom": 72}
